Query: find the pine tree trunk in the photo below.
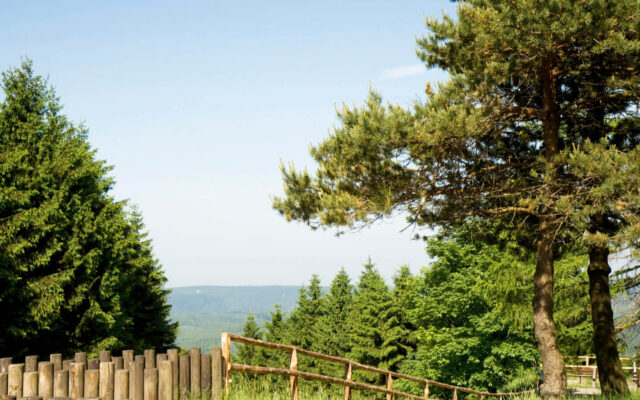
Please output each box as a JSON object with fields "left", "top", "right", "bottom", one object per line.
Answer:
{"left": 588, "top": 245, "right": 629, "bottom": 395}
{"left": 533, "top": 222, "right": 566, "bottom": 399}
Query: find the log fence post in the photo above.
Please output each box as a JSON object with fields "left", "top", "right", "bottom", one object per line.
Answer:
{"left": 53, "top": 369, "right": 68, "bottom": 397}
{"left": 144, "top": 368, "right": 158, "bottom": 400}
{"left": 74, "top": 353, "right": 87, "bottom": 368}
{"left": 23, "top": 371, "right": 38, "bottom": 397}
{"left": 211, "top": 347, "right": 222, "bottom": 400}
{"left": 99, "top": 362, "right": 115, "bottom": 400}
{"left": 99, "top": 351, "right": 111, "bottom": 364}
{"left": 69, "top": 363, "right": 84, "bottom": 400}
{"left": 0, "top": 372, "right": 7, "bottom": 397}
{"left": 127, "top": 362, "right": 136, "bottom": 400}
{"left": 112, "top": 357, "right": 124, "bottom": 370}
{"left": 122, "top": 351, "right": 134, "bottom": 371}
{"left": 49, "top": 356, "right": 61, "bottom": 373}
{"left": 87, "top": 359, "right": 99, "bottom": 371}
{"left": 166, "top": 350, "right": 178, "bottom": 400}
{"left": 453, "top": 388, "right": 457, "bottom": 400}
{"left": 25, "top": 356, "right": 38, "bottom": 373}
{"left": 221, "top": 333, "right": 231, "bottom": 395}
{"left": 37, "top": 362, "right": 53, "bottom": 400}
{"left": 158, "top": 360, "right": 172, "bottom": 400}
{"left": 0, "top": 358, "right": 11, "bottom": 374}
{"left": 178, "top": 355, "right": 189, "bottom": 399}
{"left": 423, "top": 383, "right": 429, "bottom": 399}
{"left": 386, "top": 373, "right": 392, "bottom": 400}
{"left": 144, "top": 350, "right": 156, "bottom": 370}
{"left": 8, "top": 364, "right": 24, "bottom": 398}
{"left": 189, "top": 348, "right": 200, "bottom": 397}
{"left": 344, "top": 362, "right": 352, "bottom": 400}
{"left": 114, "top": 369, "right": 128, "bottom": 400}
{"left": 84, "top": 369, "right": 99, "bottom": 398}
{"left": 289, "top": 349, "right": 298, "bottom": 400}
{"left": 134, "top": 358, "right": 144, "bottom": 400}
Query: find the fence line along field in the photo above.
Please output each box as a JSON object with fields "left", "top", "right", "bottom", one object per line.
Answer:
{"left": 0, "top": 347, "right": 223, "bottom": 400}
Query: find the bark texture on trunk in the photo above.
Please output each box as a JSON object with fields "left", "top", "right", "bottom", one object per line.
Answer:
{"left": 588, "top": 245, "right": 629, "bottom": 396}
{"left": 533, "top": 222, "right": 566, "bottom": 399}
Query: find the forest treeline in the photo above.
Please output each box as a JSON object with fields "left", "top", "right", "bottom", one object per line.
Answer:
{"left": 0, "top": 61, "right": 177, "bottom": 357}
{"left": 237, "top": 224, "right": 602, "bottom": 395}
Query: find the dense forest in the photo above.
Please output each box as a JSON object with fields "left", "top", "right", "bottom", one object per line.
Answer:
{"left": 237, "top": 224, "right": 605, "bottom": 395}
{"left": 0, "top": 61, "right": 177, "bottom": 357}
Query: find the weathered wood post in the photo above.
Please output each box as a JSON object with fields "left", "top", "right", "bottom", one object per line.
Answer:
{"left": 74, "top": 353, "right": 87, "bottom": 368}
{"left": 0, "top": 358, "right": 11, "bottom": 374}
{"left": 178, "top": 356, "right": 189, "bottom": 399}
{"left": 211, "top": 347, "right": 222, "bottom": 400}
{"left": 221, "top": 333, "right": 230, "bottom": 395}
{"left": 166, "top": 350, "right": 178, "bottom": 400}
{"left": 386, "top": 373, "right": 392, "bottom": 400}
{"left": 112, "top": 357, "right": 124, "bottom": 371}
{"left": 127, "top": 362, "right": 136, "bottom": 400}
{"left": 453, "top": 388, "right": 458, "bottom": 400}
{"left": 114, "top": 369, "right": 129, "bottom": 400}
{"left": 156, "top": 355, "right": 167, "bottom": 368}
{"left": 423, "top": 383, "right": 429, "bottom": 399}
{"left": 189, "top": 348, "right": 200, "bottom": 397}
{"left": 99, "top": 351, "right": 111, "bottom": 364}
{"left": 37, "top": 362, "right": 53, "bottom": 400}
{"left": 84, "top": 369, "right": 99, "bottom": 398}
{"left": 289, "top": 349, "right": 298, "bottom": 400}
{"left": 49, "top": 355, "right": 61, "bottom": 373}
{"left": 144, "top": 369, "right": 158, "bottom": 400}
{"left": 200, "top": 354, "right": 211, "bottom": 397}
{"left": 23, "top": 371, "right": 38, "bottom": 397}
{"left": 87, "top": 359, "right": 99, "bottom": 371}
{"left": 135, "top": 355, "right": 145, "bottom": 365}
{"left": 53, "top": 369, "right": 68, "bottom": 397}
{"left": 8, "top": 364, "right": 24, "bottom": 398}
{"left": 69, "top": 363, "right": 84, "bottom": 400}
{"left": 134, "top": 358, "right": 144, "bottom": 400}
{"left": 144, "top": 351, "right": 156, "bottom": 370}
{"left": 99, "top": 362, "right": 115, "bottom": 400}
{"left": 0, "top": 372, "right": 7, "bottom": 397}
{"left": 25, "top": 357, "right": 38, "bottom": 373}
{"left": 158, "top": 361, "right": 172, "bottom": 400}
{"left": 344, "top": 362, "right": 352, "bottom": 400}
{"left": 122, "top": 351, "right": 134, "bottom": 370}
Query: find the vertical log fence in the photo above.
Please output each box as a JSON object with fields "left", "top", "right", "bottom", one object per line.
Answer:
{"left": 221, "top": 332, "right": 535, "bottom": 400}
{"left": 0, "top": 347, "right": 224, "bottom": 400}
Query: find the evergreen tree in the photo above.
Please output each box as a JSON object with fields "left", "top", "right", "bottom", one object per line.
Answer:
{"left": 392, "top": 266, "right": 418, "bottom": 354}
{"left": 285, "top": 274, "right": 325, "bottom": 351}
{"left": 347, "top": 260, "right": 408, "bottom": 381}
{"left": 316, "top": 268, "right": 353, "bottom": 358}
{"left": 264, "top": 304, "right": 288, "bottom": 368}
{"left": 237, "top": 313, "right": 265, "bottom": 366}
{"left": 0, "top": 61, "right": 176, "bottom": 356}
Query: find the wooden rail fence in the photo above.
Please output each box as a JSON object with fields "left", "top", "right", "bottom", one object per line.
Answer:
{"left": 564, "top": 356, "right": 639, "bottom": 388}
{"left": 0, "top": 347, "right": 224, "bottom": 400}
{"left": 221, "top": 332, "right": 535, "bottom": 400}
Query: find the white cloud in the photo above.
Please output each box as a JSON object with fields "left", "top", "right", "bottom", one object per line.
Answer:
{"left": 381, "top": 64, "right": 426, "bottom": 80}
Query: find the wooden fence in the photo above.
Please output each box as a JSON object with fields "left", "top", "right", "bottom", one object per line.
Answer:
{"left": 221, "top": 332, "right": 534, "bottom": 400}
{"left": 0, "top": 347, "right": 224, "bottom": 400}
{"left": 565, "top": 356, "right": 639, "bottom": 388}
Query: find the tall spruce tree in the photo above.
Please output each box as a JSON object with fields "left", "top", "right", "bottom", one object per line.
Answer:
{"left": 315, "top": 268, "right": 353, "bottom": 358}
{"left": 347, "top": 260, "right": 409, "bottom": 381}
{"left": 237, "top": 313, "right": 265, "bottom": 366}
{"left": 0, "top": 61, "right": 176, "bottom": 356}
{"left": 272, "top": 1, "right": 640, "bottom": 395}
{"left": 285, "top": 274, "right": 326, "bottom": 351}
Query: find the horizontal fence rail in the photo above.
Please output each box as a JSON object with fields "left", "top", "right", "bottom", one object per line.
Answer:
{"left": 0, "top": 347, "right": 224, "bottom": 400}
{"left": 221, "top": 332, "right": 535, "bottom": 400}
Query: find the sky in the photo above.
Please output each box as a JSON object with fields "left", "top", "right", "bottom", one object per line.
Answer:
{"left": 1, "top": 1, "right": 458, "bottom": 287}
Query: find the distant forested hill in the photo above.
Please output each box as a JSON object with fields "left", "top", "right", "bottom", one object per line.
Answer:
{"left": 168, "top": 286, "right": 301, "bottom": 350}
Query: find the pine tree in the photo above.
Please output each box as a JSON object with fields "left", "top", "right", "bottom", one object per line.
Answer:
{"left": 285, "top": 274, "right": 326, "bottom": 351}
{"left": 237, "top": 313, "right": 265, "bottom": 366}
{"left": 347, "top": 260, "right": 408, "bottom": 382}
{"left": 316, "top": 268, "right": 353, "bottom": 358}
{"left": 0, "top": 61, "right": 176, "bottom": 356}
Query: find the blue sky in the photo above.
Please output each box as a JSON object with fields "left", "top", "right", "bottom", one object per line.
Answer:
{"left": 2, "top": 1, "right": 457, "bottom": 286}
